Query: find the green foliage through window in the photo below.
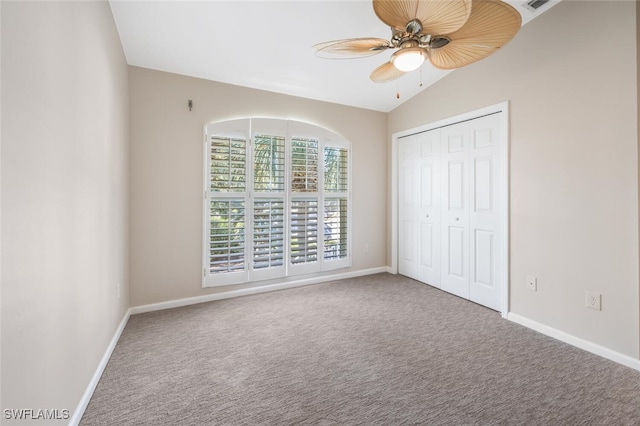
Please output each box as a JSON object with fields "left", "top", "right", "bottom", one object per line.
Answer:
{"left": 291, "top": 138, "right": 318, "bottom": 192}
{"left": 210, "top": 137, "right": 246, "bottom": 192}
{"left": 209, "top": 200, "right": 245, "bottom": 273}
{"left": 254, "top": 135, "right": 285, "bottom": 192}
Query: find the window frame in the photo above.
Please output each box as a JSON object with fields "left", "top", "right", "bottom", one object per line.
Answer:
{"left": 203, "top": 118, "right": 351, "bottom": 288}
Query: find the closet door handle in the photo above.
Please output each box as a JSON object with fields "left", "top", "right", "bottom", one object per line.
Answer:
{"left": 455, "top": 217, "right": 460, "bottom": 221}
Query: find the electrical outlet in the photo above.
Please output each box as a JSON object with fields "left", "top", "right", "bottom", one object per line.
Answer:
{"left": 116, "top": 283, "right": 121, "bottom": 299}
{"left": 526, "top": 275, "right": 537, "bottom": 291}
{"left": 586, "top": 292, "right": 601, "bottom": 311}
{"left": 363, "top": 244, "right": 369, "bottom": 254}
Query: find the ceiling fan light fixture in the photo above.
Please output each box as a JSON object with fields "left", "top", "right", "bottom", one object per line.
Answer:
{"left": 391, "top": 47, "right": 426, "bottom": 72}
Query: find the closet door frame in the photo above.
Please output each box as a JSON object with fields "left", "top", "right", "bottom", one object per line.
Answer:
{"left": 390, "top": 102, "right": 510, "bottom": 318}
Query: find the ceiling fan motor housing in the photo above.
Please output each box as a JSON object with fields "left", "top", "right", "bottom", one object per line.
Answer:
{"left": 392, "top": 20, "right": 449, "bottom": 51}
{"left": 406, "top": 18, "right": 423, "bottom": 35}
{"left": 430, "top": 36, "right": 450, "bottom": 49}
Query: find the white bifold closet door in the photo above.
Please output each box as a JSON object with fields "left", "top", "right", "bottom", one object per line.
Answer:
{"left": 398, "top": 129, "right": 441, "bottom": 287}
{"left": 398, "top": 136, "right": 419, "bottom": 280}
{"left": 468, "top": 114, "right": 502, "bottom": 310}
{"left": 399, "top": 113, "right": 502, "bottom": 311}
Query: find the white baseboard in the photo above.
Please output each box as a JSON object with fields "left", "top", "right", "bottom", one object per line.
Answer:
{"left": 508, "top": 312, "right": 640, "bottom": 372}
{"left": 69, "top": 308, "right": 132, "bottom": 426}
{"left": 131, "top": 267, "right": 390, "bottom": 315}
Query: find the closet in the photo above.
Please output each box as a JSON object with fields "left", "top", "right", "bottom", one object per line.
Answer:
{"left": 398, "top": 112, "right": 504, "bottom": 311}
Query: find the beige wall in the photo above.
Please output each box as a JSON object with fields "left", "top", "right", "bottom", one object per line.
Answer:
{"left": 637, "top": 0, "right": 640, "bottom": 358}
{"left": 1, "top": 0, "right": 129, "bottom": 421}
{"left": 129, "top": 68, "right": 387, "bottom": 306}
{"left": 389, "top": 1, "right": 639, "bottom": 358}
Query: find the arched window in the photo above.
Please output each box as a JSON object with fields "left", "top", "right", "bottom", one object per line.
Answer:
{"left": 203, "top": 118, "right": 351, "bottom": 287}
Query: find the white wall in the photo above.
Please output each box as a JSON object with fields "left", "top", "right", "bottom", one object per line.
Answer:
{"left": 129, "top": 68, "right": 388, "bottom": 306}
{"left": 1, "top": 1, "right": 129, "bottom": 422}
{"left": 388, "top": 1, "right": 639, "bottom": 358}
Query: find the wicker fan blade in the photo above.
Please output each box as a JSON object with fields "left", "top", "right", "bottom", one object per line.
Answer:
{"left": 370, "top": 61, "right": 406, "bottom": 82}
{"left": 373, "top": 0, "right": 472, "bottom": 34}
{"left": 314, "top": 38, "right": 392, "bottom": 59}
{"left": 429, "top": 0, "right": 522, "bottom": 70}
{"left": 417, "top": 0, "right": 472, "bottom": 35}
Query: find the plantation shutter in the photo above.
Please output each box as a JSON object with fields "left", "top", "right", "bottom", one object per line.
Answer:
{"left": 253, "top": 134, "right": 285, "bottom": 192}
{"left": 322, "top": 146, "right": 349, "bottom": 269}
{"left": 253, "top": 200, "right": 285, "bottom": 268}
{"left": 290, "top": 199, "right": 319, "bottom": 265}
{"left": 251, "top": 124, "right": 287, "bottom": 280}
{"left": 204, "top": 120, "right": 250, "bottom": 286}
{"left": 323, "top": 198, "right": 347, "bottom": 261}
{"left": 204, "top": 119, "right": 351, "bottom": 287}
{"left": 209, "top": 199, "right": 246, "bottom": 273}
{"left": 324, "top": 147, "right": 348, "bottom": 192}
{"left": 289, "top": 135, "right": 320, "bottom": 275}
{"left": 210, "top": 137, "right": 247, "bottom": 192}
{"left": 291, "top": 137, "right": 319, "bottom": 192}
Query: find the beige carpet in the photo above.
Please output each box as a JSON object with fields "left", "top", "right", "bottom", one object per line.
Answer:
{"left": 81, "top": 273, "right": 640, "bottom": 425}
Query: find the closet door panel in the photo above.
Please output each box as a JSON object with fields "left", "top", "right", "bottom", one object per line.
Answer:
{"left": 398, "top": 135, "right": 419, "bottom": 279}
{"left": 418, "top": 129, "right": 441, "bottom": 287}
{"left": 440, "top": 122, "right": 470, "bottom": 299}
{"left": 469, "top": 114, "right": 501, "bottom": 310}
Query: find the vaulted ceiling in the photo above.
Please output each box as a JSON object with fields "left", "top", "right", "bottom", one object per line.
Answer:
{"left": 109, "top": 0, "right": 558, "bottom": 112}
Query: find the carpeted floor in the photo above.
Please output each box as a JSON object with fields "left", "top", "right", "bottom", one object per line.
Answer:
{"left": 81, "top": 273, "right": 640, "bottom": 425}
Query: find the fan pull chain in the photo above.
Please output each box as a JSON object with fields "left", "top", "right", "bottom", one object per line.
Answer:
{"left": 396, "top": 79, "right": 400, "bottom": 99}
{"left": 419, "top": 65, "right": 423, "bottom": 87}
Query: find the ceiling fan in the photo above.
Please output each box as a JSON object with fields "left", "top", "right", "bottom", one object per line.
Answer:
{"left": 313, "top": 0, "right": 522, "bottom": 83}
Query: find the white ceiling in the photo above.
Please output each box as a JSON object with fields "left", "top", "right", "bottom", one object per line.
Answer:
{"left": 109, "top": 0, "right": 558, "bottom": 112}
